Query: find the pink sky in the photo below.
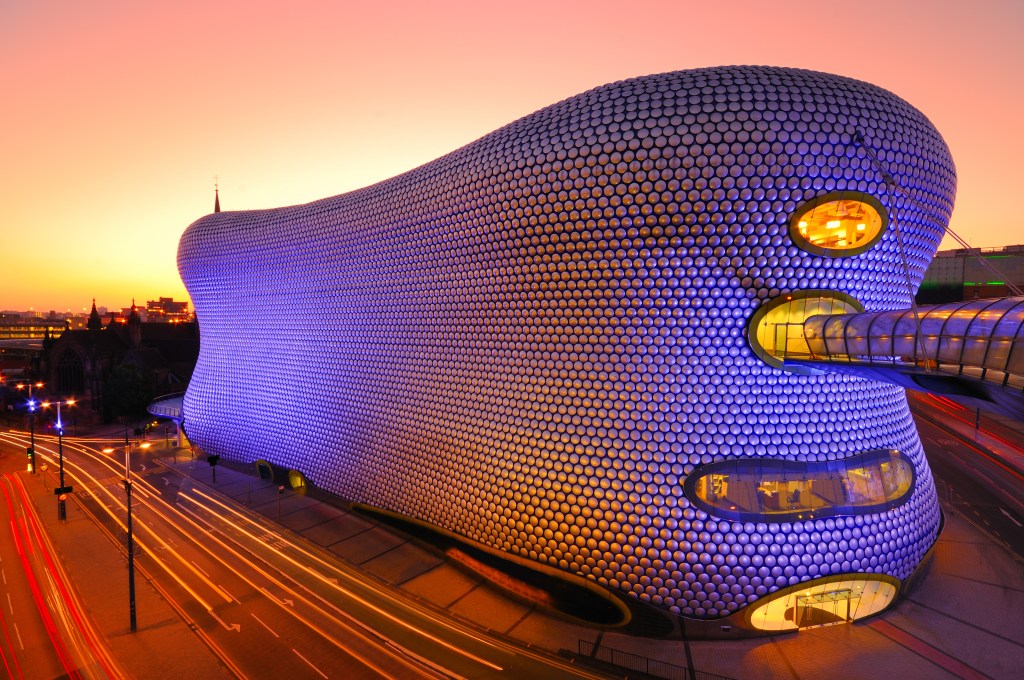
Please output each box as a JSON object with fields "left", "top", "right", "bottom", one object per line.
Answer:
{"left": 2, "top": 0, "right": 1022, "bottom": 312}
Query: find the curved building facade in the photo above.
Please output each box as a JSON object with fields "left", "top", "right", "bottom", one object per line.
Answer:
{"left": 178, "top": 66, "right": 957, "bottom": 633}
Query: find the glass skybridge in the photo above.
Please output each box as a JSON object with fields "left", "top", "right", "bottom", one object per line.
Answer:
{"left": 789, "top": 297, "right": 1024, "bottom": 417}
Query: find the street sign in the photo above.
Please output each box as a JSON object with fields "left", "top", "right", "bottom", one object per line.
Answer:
{"left": 53, "top": 485, "right": 74, "bottom": 495}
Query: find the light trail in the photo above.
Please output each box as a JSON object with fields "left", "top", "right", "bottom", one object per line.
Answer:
{"left": 0, "top": 434, "right": 248, "bottom": 679}
{"left": 167, "top": 492, "right": 442, "bottom": 680}
{"left": 4, "top": 432, "right": 604, "bottom": 678}
{"left": 0, "top": 541, "right": 19, "bottom": 680}
{"left": 12, "top": 475, "right": 121, "bottom": 679}
{"left": 0, "top": 433, "right": 225, "bottom": 611}
{"left": 72, "top": 441, "right": 451, "bottom": 678}
{"left": 1, "top": 477, "right": 80, "bottom": 679}
{"left": 180, "top": 486, "right": 608, "bottom": 678}
{"left": 183, "top": 487, "right": 507, "bottom": 672}
{"left": 4, "top": 433, "right": 432, "bottom": 679}
{"left": 916, "top": 393, "right": 1024, "bottom": 457}
{"left": 0, "top": 587, "right": 23, "bottom": 680}
{"left": 911, "top": 395, "right": 1024, "bottom": 482}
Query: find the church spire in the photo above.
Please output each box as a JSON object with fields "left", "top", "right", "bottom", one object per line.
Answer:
{"left": 87, "top": 298, "right": 102, "bottom": 331}
{"left": 214, "top": 179, "right": 221, "bottom": 213}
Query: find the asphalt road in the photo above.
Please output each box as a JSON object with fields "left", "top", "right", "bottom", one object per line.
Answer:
{"left": 0, "top": 451, "right": 119, "bottom": 678}
{"left": 0, "top": 431, "right": 610, "bottom": 680}
{"left": 910, "top": 404, "right": 1024, "bottom": 561}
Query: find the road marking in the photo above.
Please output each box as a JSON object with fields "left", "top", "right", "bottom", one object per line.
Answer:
{"left": 250, "top": 612, "right": 279, "bottom": 638}
{"left": 6, "top": 592, "right": 12, "bottom": 615}
{"left": 14, "top": 622, "right": 23, "bottom": 650}
{"left": 292, "top": 648, "right": 329, "bottom": 679}
{"left": 1001, "top": 508, "right": 1023, "bottom": 527}
{"left": 208, "top": 610, "right": 241, "bottom": 632}
{"left": 191, "top": 561, "right": 210, "bottom": 578}
{"left": 220, "top": 585, "right": 239, "bottom": 604}
{"left": 260, "top": 586, "right": 295, "bottom": 607}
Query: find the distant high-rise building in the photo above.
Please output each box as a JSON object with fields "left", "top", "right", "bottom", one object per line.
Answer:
{"left": 146, "top": 297, "right": 191, "bottom": 323}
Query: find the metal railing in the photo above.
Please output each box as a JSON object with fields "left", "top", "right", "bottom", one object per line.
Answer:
{"left": 147, "top": 391, "right": 186, "bottom": 419}
{"left": 576, "top": 639, "right": 737, "bottom": 680}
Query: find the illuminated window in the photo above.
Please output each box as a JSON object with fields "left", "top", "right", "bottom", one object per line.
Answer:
{"left": 683, "top": 449, "right": 915, "bottom": 522}
{"left": 747, "top": 290, "right": 863, "bottom": 371}
{"left": 745, "top": 574, "right": 900, "bottom": 631}
{"left": 790, "top": 192, "right": 887, "bottom": 256}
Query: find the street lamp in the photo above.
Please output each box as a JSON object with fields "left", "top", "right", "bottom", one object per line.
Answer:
{"left": 41, "top": 398, "right": 75, "bottom": 521}
{"left": 105, "top": 432, "right": 139, "bottom": 632}
{"left": 15, "top": 381, "right": 44, "bottom": 473}
{"left": 123, "top": 428, "right": 137, "bottom": 632}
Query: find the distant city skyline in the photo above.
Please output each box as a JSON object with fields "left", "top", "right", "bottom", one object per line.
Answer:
{"left": 2, "top": 302, "right": 130, "bottom": 316}
{"left": 3, "top": 0, "right": 1022, "bottom": 311}
{"left": 1, "top": 296, "right": 189, "bottom": 319}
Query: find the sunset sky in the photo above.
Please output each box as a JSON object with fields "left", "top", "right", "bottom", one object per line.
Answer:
{"left": 2, "top": 0, "right": 1022, "bottom": 313}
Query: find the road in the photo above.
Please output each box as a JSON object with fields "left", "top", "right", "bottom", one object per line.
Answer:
{"left": 909, "top": 393, "right": 1024, "bottom": 561}
{"left": 0, "top": 464, "right": 120, "bottom": 678}
{"left": 0, "top": 430, "right": 608, "bottom": 679}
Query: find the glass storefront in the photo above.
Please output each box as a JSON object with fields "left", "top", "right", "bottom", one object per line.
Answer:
{"left": 745, "top": 574, "right": 900, "bottom": 631}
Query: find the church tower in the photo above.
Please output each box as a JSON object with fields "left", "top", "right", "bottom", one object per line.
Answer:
{"left": 87, "top": 299, "right": 103, "bottom": 331}
{"left": 128, "top": 299, "right": 142, "bottom": 348}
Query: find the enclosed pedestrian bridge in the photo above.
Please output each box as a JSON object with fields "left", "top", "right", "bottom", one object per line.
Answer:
{"left": 749, "top": 296, "right": 1024, "bottom": 417}
{"left": 148, "top": 392, "right": 184, "bottom": 421}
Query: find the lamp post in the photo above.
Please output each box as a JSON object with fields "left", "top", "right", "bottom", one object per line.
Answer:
{"left": 103, "top": 435, "right": 137, "bottom": 633}
{"left": 124, "top": 428, "right": 137, "bottom": 632}
{"left": 15, "top": 381, "right": 44, "bottom": 473}
{"left": 41, "top": 398, "right": 75, "bottom": 521}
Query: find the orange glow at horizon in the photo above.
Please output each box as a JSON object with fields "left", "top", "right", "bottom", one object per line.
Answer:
{"left": 2, "top": 0, "right": 1022, "bottom": 312}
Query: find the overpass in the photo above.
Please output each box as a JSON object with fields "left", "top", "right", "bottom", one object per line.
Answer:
{"left": 786, "top": 297, "right": 1024, "bottom": 418}
{"left": 148, "top": 392, "right": 184, "bottom": 444}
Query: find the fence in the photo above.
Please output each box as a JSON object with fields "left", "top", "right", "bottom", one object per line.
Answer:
{"left": 577, "top": 639, "right": 736, "bottom": 680}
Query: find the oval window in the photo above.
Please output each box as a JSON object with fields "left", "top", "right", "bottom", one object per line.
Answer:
{"left": 683, "top": 449, "right": 915, "bottom": 523}
{"left": 747, "top": 290, "right": 864, "bottom": 372}
{"left": 745, "top": 574, "right": 900, "bottom": 631}
{"left": 790, "top": 192, "right": 887, "bottom": 256}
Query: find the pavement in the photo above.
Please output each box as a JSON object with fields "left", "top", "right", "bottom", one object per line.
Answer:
{"left": 19, "top": 420, "right": 1024, "bottom": 680}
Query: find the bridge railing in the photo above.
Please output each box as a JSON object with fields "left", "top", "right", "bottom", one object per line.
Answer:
{"left": 576, "top": 639, "right": 737, "bottom": 680}
{"left": 148, "top": 391, "right": 186, "bottom": 420}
